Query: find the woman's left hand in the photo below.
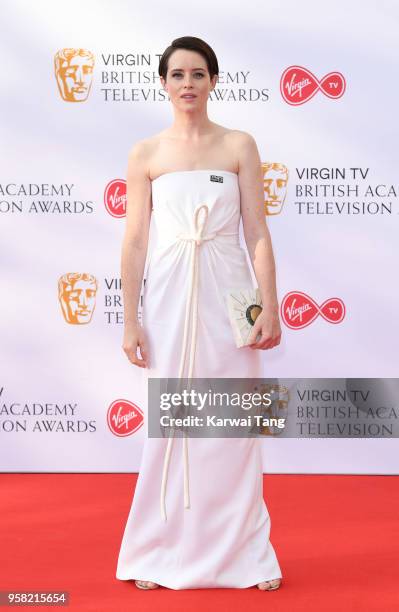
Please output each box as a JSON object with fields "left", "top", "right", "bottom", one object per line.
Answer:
{"left": 247, "top": 309, "right": 282, "bottom": 350}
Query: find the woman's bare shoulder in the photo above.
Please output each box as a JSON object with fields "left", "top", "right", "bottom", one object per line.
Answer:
{"left": 218, "top": 128, "right": 259, "bottom": 170}
{"left": 222, "top": 127, "right": 257, "bottom": 146}
{"left": 127, "top": 131, "right": 165, "bottom": 159}
{"left": 127, "top": 132, "right": 167, "bottom": 179}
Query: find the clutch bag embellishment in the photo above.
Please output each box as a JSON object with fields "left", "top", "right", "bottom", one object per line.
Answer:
{"left": 224, "top": 287, "right": 263, "bottom": 348}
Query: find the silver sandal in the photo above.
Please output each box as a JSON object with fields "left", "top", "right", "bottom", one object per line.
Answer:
{"left": 134, "top": 580, "right": 159, "bottom": 590}
{"left": 257, "top": 578, "right": 282, "bottom": 591}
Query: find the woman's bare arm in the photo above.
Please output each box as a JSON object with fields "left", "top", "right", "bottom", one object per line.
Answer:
{"left": 236, "top": 132, "right": 281, "bottom": 350}
{"left": 121, "top": 141, "right": 152, "bottom": 366}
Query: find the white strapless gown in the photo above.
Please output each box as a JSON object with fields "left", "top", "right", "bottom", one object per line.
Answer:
{"left": 116, "top": 169, "right": 283, "bottom": 589}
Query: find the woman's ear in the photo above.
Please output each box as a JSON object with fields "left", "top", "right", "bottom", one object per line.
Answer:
{"left": 211, "top": 74, "right": 219, "bottom": 91}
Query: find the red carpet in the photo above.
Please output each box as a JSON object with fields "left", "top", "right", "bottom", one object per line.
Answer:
{"left": 1, "top": 473, "right": 398, "bottom": 611}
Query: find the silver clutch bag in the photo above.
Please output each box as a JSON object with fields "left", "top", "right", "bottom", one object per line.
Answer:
{"left": 224, "top": 287, "right": 263, "bottom": 348}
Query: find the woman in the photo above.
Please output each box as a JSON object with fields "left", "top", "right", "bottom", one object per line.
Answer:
{"left": 116, "top": 36, "right": 283, "bottom": 591}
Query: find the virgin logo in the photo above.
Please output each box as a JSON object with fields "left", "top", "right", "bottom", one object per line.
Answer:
{"left": 107, "top": 399, "right": 144, "bottom": 436}
{"left": 280, "top": 66, "right": 346, "bottom": 105}
{"left": 104, "top": 179, "right": 127, "bottom": 218}
{"left": 281, "top": 291, "right": 345, "bottom": 329}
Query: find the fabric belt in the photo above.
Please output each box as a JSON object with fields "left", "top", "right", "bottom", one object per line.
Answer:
{"left": 159, "top": 203, "right": 238, "bottom": 521}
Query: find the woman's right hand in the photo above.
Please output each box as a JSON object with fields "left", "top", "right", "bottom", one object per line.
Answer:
{"left": 122, "top": 322, "right": 149, "bottom": 368}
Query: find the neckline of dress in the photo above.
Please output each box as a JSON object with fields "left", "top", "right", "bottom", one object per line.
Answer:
{"left": 151, "top": 169, "right": 238, "bottom": 183}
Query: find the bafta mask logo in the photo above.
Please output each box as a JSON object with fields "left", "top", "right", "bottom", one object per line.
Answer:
{"left": 257, "top": 384, "right": 289, "bottom": 437}
{"left": 58, "top": 272, "right": 98, "bottom": 324}
{"left": 54, "top": 48, "right": 95, "bottom": 102}
{"left": 262, "top": 162, "right": 289, "bottom": 215}
{"left": 104, "top": 179, "right": 127, "bottom": 218}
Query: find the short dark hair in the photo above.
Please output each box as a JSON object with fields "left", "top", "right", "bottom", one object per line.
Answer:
{"left": 158, "top": 36, "right": 219, "bottom": 81}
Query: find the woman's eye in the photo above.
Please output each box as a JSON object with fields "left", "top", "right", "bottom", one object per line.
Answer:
{"left": 171, "top": 73, "right": 204, "bottom": 78}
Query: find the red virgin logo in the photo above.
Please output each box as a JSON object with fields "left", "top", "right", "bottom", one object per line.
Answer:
{"left": 107, "top": 399, "right": 144, "bottom": 436}
{"left": 104, "top": 179, "right": 127, "bottom": 218}
{"left": 281, "top": 291, "right": 346, "bottom": 329}
{"left": 280, "top": 66, "right": 346, "bottom": 105}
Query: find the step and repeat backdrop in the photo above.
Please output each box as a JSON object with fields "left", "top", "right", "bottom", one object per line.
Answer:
{"left": 1, "top": 0, "right": 398, "bottom": 473}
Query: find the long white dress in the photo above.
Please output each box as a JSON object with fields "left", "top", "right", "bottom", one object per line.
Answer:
{"left": 116, "top": 169, "right": 283, "bottom": 589}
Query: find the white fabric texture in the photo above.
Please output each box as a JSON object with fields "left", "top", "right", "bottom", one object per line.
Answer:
{"left": 116, "top": 169, "right": 283, "bottom": 589}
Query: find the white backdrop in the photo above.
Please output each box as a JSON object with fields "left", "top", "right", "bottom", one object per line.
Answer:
{"left": 1, "top": 0, "right": 398, "bottom": 473}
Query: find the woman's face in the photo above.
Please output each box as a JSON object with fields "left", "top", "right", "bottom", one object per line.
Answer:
{"left": 160, "top": 49, "right": 217, "bottom": 111}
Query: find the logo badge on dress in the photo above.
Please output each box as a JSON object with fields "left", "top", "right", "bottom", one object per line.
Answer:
{"left": 210, "top": 175, "right": 223, "bottom": 183}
